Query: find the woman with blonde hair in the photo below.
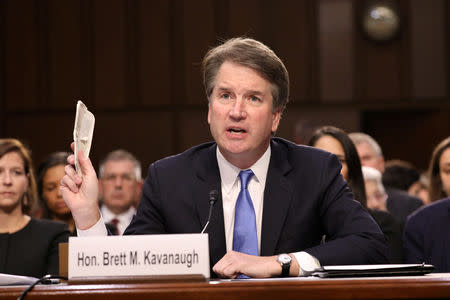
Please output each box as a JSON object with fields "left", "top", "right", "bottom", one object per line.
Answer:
{"left": 0, "top": 139, "right": 69, "bottom": 278}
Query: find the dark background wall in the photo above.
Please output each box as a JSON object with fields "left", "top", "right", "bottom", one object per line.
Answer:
{"left": 0, "top": 0, "right": 449, "bottom": 172}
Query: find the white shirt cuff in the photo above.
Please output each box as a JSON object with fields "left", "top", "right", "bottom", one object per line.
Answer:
{"left": 292, "top": 251, "right": 321, "bottom": 276}
{"left": 76, "top": 216, "right": 108, "bottom": 237}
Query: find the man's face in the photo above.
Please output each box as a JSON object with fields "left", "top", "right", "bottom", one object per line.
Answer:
{"left": 355, "top": 142, "right": 385, "bottom": 173}
{"left": 207, "top": 61, "right": 281, "bottom": 169}
{"left": 99, "top": 160, "right": 140, "bottom": 214}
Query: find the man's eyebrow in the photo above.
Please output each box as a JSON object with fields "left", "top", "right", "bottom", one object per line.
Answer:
{"left": 216, "top": 86, "right": 230, "bottom": 92}
{"left": 245, "top": 90, "right": 264, "bottom": 95}
{"left": 215, "top": 86, "right": 264, "bottom": 95}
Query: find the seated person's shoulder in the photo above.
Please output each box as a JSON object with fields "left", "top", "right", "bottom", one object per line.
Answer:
{"left": 409, "top": 197, "right": 450, "bottom": 222}
{"left": 30, "top": 218, "right": 70, "bottom": 235}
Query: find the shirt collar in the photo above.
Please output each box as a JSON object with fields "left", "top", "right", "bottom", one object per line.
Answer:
{"left": 101, "top": 205, "right": 136, "bottom": 223}
{"left": 216, "top": 144, "right": 271, "bottom": 195}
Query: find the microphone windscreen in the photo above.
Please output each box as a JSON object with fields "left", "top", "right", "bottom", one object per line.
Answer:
{"left": 209, "top": 190, "right": 219, "bottom": 203}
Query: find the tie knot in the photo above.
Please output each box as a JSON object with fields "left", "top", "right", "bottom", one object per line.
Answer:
{"left": 239, "top": 169, "right": 254, "bottom": 190}
{"left": 111, "top": 218, "right": 119, "bottom": 226}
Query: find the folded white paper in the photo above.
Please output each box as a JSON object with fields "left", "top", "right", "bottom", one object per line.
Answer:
{"left": 73, "top": 101, "right": 95, "bottom": 177}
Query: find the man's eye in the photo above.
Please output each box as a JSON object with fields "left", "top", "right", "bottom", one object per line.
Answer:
{"left": 221, "top": 93, "right": 230, "bottom": 99}
{"left": 105, "top": 175, "right": 116, "bottom": 181}
{"left": 249, "top": 96, "right": 260, "bottom": 102}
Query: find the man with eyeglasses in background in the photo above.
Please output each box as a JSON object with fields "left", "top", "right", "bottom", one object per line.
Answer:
{"left": 98, "top": 150, "right": 142, "bottom": 235}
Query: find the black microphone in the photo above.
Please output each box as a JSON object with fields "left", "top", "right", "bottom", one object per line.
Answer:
{"left": 201, "top": 190, "right": 219, "bottom": 234}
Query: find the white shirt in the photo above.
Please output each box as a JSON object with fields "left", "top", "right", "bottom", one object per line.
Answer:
{"left": 217, "top": 144, "right": 269, "bottom": 254}
{"left": 100, "top": 205, "right": 136, "bottom": 235}
{"left": 217, "top": 145, "right": 320, "bottom": 276}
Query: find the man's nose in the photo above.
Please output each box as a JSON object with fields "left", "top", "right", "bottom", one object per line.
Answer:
{"left": 229, "top": 98, "right": 246, "bottom": 119}
{"left": 113, "top": 176, "right": 123, "bottom": 187}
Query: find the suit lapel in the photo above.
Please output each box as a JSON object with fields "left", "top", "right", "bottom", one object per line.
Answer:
{"left": 193, "top": 144, "right": 227, "bottom": 266}
{"left": 261, "top": 139, "right": 293, "bottom": 256}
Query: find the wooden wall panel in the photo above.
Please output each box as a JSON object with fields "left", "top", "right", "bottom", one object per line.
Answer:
{"left": 139, "top": 0, "right": 171, "bottom": 106}
{"left": 93, "top": 111, "right": 174, "bottom": 169}
{"left": 47, "top": 0, "right": 82, "bottom": 108}
{"left": 177, "top": 110, "right": 211, "bottom": 152}
{"left": 410, "top": 0, "right": 446, "bottom": 99}
{"left": 92, "top": 0, "right": 126, "bottom": 108}
{"left": 0, "top": 0, "right": 5, "bottom": 137}
{"left": 260, "top": 0, "right": 315, "bottom": 103}
{"left": 183, "top": 0, "right": 216, "bottom": 105}
{"left": 5, "top": 111, "right": 173, "bottom": 173}
{"left": 227, "top": 0, "right": 263, "bottom": 39}
{"left": 5, "top": 112, "right": 76, "bottom": 163}
{"left": 278, "top": 107, "right": 360, "bottom": 142}
{"left": 360, "top": 44, "right": 403, "bottom": 100}
{"left": 319, "top": 0, "right": 354, "bottom": 102}
{"left": 4, "top": 0, "right": 39, "bottom": 110}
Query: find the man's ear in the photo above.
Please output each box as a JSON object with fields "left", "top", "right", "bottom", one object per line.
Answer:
{"left": 379, "top": 156, "right": 386, "bottom": 173}
{"left": 136, "top": 179, "right": 143, "bottom": 192}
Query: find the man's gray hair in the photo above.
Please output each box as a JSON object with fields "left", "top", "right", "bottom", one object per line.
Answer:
{"left": 348, "top": 132, "right": 383, "bottom": 157}
{"left": 99, "top": 149, "right": 142, "bottom": 180}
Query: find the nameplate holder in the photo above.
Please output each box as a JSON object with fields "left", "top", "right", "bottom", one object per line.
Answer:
{"left": 68, "top": 234, "right": 210, "bottom": 280}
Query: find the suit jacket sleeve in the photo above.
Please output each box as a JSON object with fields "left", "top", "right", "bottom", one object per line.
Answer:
{"left": 302, "top": 153, "right": 389, "bottom": 265}
{"left": 403, "top": 211, "right": 425, "bottom": 264}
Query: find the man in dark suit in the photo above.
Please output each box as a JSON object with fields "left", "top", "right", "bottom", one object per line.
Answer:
{"left": 61, "top": 37, "right": 388, "bottom": 278}
{"left": 404, "top": 197, "right": 450, "bottom": 272}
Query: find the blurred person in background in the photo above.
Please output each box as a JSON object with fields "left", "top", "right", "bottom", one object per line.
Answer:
{"left": 37, "top": 152, "right": 75, "bottom": 234}
{"left": 382, "top": 160, "right": 420, "bottom": 195}
{"left": 310, "top": 126, "right": 402, "bottom": 263}
{"left": 0, "top": 139, "right": 69, "bottom": 278}
{"left": 403, "top": 196, "right": 450, "bottom": 272}
{"left": 427, "top": 137, "right": 450, "bottom": 203}
{"left": 98, "top": 149, "right": 142, "bottom": 235}
{"left": 382, "top": 160, "right": 429, "bottom": 204}
{"left": 349, "top": 132, "right": 423, "bottom": 226}
{"left": 412, "top": 173, "right": 430, "bottom": 204}
{"left": 362, "top": 166, "right": 388, "bottom": 212}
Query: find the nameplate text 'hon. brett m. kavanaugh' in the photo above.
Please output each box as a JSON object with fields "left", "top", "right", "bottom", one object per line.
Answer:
{"left": 68, "top": 234, "right": 210, "bottom": 279}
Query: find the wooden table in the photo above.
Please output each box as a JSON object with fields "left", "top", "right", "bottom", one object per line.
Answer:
{"left": 1, "top": 273, "right": 450, "bottom": 300}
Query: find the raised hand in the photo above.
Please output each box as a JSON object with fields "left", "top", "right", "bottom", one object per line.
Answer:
{"left": 60, "top": 142, "right": 101, "bottom": 230}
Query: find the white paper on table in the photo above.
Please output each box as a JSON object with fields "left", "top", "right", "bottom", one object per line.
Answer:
{"left": 0, "top": 273, "right": 38, "bottom": 285}
{"left": 73, "top": 101, "right": 95, "bottom": 177}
